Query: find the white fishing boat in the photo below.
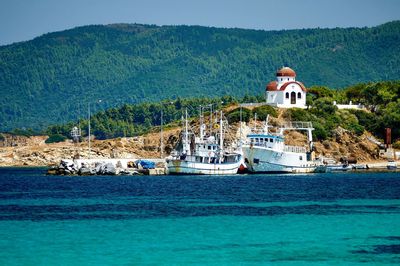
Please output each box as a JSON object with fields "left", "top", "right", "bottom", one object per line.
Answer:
{"left": 167, "top": 109, "right": 243, "bottom": 175}
{"left": 242, "top": 116, "right": 322, "bottom": 173}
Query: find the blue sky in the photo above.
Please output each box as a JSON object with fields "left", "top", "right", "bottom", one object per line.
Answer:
{"left": 0, "top": 0, "right": 399, "bottom": 45}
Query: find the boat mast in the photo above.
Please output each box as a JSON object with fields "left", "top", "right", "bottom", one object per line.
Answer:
{"left": 160, "top": 108, "right": 163, "bottom": 158}
{"left": 219, "top": 111, "right": 223, "bottom": 150}
{"left": 253, "top": 113, "right": 257, "bottom": 131}
{"left": 209, "top": 104, "right": 213, "bottom": 137}
{"left": 264, "top": 114, "right": 270, "bottom": 134}
{"left": 183, "top": 108, "right": 191, "bottom": 156}
{"left": 307, "top": 127, "right": 313, "bottom": 151}
{"left": 240, "top": 106, "right": 242, "bottom": 140}
{"left": 199, "top": 106, "right": 204, "bottom": 139}
{"left": 88, "top": 103, "right": 91, "bottom": 159}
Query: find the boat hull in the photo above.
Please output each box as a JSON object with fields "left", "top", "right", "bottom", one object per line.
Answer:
{"left": 167, "top": 160, "right": 241, "bottom": 175}
{"left": 243, "top": 145, "right": 317, "bottom": 173}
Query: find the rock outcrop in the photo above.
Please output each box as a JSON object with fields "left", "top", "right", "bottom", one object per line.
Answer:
{"left": 0, "top": 128, "right": 181, "bottom": 167}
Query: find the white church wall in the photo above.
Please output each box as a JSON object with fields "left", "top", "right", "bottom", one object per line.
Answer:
{"left": 279, "top": 83, "right": 306, "bottom": 108}
{"left": 266, "top": 91, "right": 278, "bottom": 104}
{"left": 276, "top": 91, "right": 284, "bottom": 105}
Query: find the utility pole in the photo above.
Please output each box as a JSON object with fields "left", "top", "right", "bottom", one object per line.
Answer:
{"left": 87, "top": 99, "right": 102, "bottom": 159}
{"left": 254, "top": 113, "right": 257, "bottom": 131}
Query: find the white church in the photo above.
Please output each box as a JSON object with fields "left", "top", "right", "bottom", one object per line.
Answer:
{"left": 265, "top": 67, "right": 307, "bottom": 108}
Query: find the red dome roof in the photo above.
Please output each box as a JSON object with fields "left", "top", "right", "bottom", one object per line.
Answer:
{"left": 279, "top": 81, "right": 307, "bottom": 92}
{"left": 266, "top": 81, "right": 307, "bottom": 92}
{"left": 266, "top": 80, "right": 278, "bottom": 91}
{"left": 276, "top": 67, "right": 296, "bottom": 77}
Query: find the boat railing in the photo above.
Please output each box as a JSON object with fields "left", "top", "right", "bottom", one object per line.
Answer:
{"left": 283, "top": 145, "right": 307, "bottom": 153}
{"left": 251, "top": 130, "right": 281, "bottom": 136}
{"left": 252, "top": 142, "right": 265, "bottom": 147}
{"left": 281, "top": 121, "right": 313, "bottom": 130}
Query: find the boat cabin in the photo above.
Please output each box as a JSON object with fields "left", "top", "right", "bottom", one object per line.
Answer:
{"left": 187, "top": 137, "right": 241, "bottom": 164}
{"left": 247, "top": 133, "right": 284, "bottom": 150}
{"left": 195, "top": 140, "right": 218, "bottom": 157}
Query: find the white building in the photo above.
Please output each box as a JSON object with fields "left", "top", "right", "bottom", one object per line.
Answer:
{"left": 333, "top": 100, "right": 365, "bottom": 110}
{"left": 265, "top": 67, "right": 307, "bottom": 108}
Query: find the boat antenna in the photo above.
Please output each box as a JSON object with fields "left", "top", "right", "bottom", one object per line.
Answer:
{"left": 253, "top": 113, "right": 257, "bottom": 132}
{"left": 264, "top": 114, "right": 270, "bottom": 134}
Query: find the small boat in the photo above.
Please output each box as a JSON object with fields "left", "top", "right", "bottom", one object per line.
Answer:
{"left": 242, "top": 116, "right": 323, "bottom": 173}
{"left": 167, "top": 109, "right": 243, "bottom": 175}
{"left": 352, "top": 164, "right": 369, "bottom": 170}
{"left": 326, "top": 164, "right": 353, "bottom": 171}
{"left": 387, "top": 160, "right": 397, "bottom": 170}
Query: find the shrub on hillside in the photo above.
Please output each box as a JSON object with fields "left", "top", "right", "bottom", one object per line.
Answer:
{"left": 226, "top": 108, "right": 252, "bottom": 123}
{"left": 45, "top": 134, "right": 67, "bottom": 144}
{"left": 350, "top": 123, "right": 365, "bottom": 136}
{"left": 336, "top": 110, "right": 365, "bottom": 136}
{"left": 308, "top": 86, "right": 334, "bottom": 99}
{"left": 284, "top": 108, "right": 314, "bottom": 122}
{"left": 351, "top": 110, "right": 383, "bottom": 138}
{"left": 252, "top": 105, "right": 278, "bottom": 120}
{"left": 311, "top": 98, "right": 338, "bottom": 116}
{"left": 9, "top": 128, "right": 37, "bottom": 137}
{"left": 393, "top": 140, "right": 400, "bottom": 149}
{"left": 312, "top": 122, "right": 328, "bottom": 141}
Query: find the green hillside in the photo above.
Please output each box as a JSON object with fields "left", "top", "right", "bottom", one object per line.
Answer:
{"left": 1, "top": 21, "right": 399, "bottom": 131}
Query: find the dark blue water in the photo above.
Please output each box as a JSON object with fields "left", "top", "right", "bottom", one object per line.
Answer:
{"left": 0, "top": 167, "right": 399, "bottom": 265}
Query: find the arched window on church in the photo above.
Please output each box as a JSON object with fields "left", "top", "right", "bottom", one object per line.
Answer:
{"left": 285, "top": 92, "right": 289, "bottom": 99}
{"left": 291, "top": 92, "right": 296, "bottom": 104}
{"left": 297, "top": 92, "right": 302, "bottom": 99}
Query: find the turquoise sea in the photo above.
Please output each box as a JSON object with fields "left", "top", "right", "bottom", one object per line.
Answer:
{"left": 0, "top": 168, "right": 399, "bottom": 265}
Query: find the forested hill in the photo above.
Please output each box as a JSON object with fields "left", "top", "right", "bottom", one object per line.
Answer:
{"left": 1, "top": 21, "right": 399, "bottom": 131}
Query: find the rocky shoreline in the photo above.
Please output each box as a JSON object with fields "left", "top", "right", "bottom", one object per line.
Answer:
{"left": 47, "top": 159, "right": 165, "bottom": 176}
